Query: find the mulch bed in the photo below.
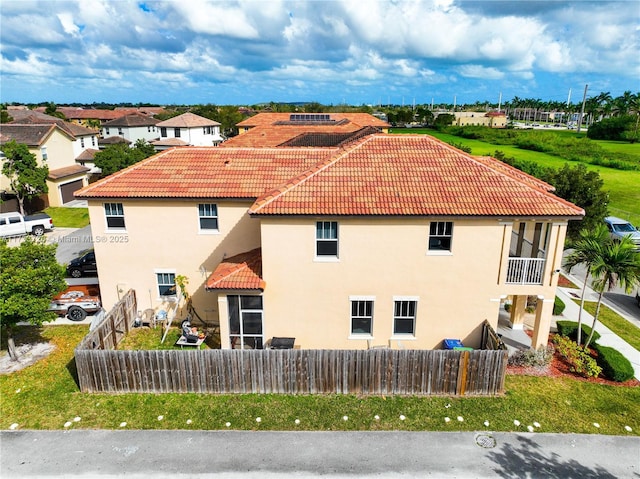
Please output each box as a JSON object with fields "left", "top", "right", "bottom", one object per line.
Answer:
{"left": 557, "top": 274, "right": 578, "bottom": 289}
{"left": 507, "top": 333, "right": 640, "bottom": 387}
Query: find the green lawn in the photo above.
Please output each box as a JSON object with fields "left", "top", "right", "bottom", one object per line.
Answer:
{"left": 1, "top": 325, "right": 638, "bottom": 435}
{"left": 44, "top": 207, "right": 90, "bottom": 228}
{"left": 393, "top": 128, "right": 640, "bottom": 226}
{"left": 574, "top": 301, "right": 640, "bottom": 352}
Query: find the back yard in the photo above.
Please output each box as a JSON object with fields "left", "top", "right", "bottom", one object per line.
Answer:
{"left": 1, "top": 325, "right": 638, "bottom": 434}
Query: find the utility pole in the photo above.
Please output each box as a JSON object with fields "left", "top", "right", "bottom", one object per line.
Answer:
{"left": 577, "top": 84, "right": 588, "bottom": 133}
{"left": 498, "top": 92, "right": 502, "bottom": 112}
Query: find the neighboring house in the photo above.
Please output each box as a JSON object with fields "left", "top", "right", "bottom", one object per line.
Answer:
{"left": 59, "top": 107, "right": 166, "bottom": 128}
{"left": 153, "top": 112, "right": 224, "bottom": 147}
{"left": 1, "top": 116, "right": 97, "bottom": 206}
{"left": 101, "top": 113, "right": 160, "bottom": 145}
{"left": 450, "top": 111, "right": 507, "bottom": 128}
{"left": 227, "top": 112, "right": 390, "bottom": 147}
{"left": 76, "top": 134, "right": 583, "bottom": 352}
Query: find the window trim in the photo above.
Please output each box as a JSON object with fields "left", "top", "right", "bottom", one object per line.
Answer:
{"left": 348, "top": 296, "right": 375, "bottom": 339}
{"left": 315, "top": 221, "right": 339, "bottom": 261}
{"left": 391, "top": 296, "right": 419, "bottom": 339}
{"left": 104, "top": 202, "right": 126, "bottom": 231}
{"left": 155, "top": 269, "right": 177, "bottom": 300}
{"left": 427, "top": 220, "right": 454, "bottom": 255}
{"left": 197, "top": 203, "right": 219, "bottom": 234}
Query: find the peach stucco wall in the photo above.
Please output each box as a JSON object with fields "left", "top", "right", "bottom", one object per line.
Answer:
{"left": 87, "top": 199, "right": 259, "bottom": 318}
{"left": 259, "top": 217, "right": 567, "bottom": 350}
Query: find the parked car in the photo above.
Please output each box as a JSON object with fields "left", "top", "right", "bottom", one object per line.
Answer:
{"left": 604, "top": 216, "right": 640, "bottom": 251}
{"left": 49, "top": 284, "right": 101, "bottom": 321}
{"left": 0, "top": 211, "right": 53, "bottom": 237}
{"left": 66, "top": 249, "right": 97, "bottom": 278}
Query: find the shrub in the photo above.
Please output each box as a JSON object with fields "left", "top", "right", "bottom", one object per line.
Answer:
{"left": 552, "top": 335, "right": 602, "bottom": 378}
{"left": 508, "top": 345, "right": 555, "bottom": 368}
{"left": 553, "top": 296, "right": 566, "bottom": 316}
{"left": 556, "top": 320, "right": 600, "bottom": 344}
{"left": 592, "top": 344, "right": 635, "bottom": 382}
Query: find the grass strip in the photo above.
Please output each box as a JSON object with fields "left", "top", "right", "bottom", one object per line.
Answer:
{"left": 1, "top": 325, "right": 638, "bottom": 435}
{"left": 574, "top": 301, "right": 640, "bottom": 352}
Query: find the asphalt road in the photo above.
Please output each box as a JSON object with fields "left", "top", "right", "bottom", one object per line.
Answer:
{"left": 50, "top": 224, "right": 94, "bottom": 265}
{"left": 1, "top": 430, "right": 639, "bottom": 478}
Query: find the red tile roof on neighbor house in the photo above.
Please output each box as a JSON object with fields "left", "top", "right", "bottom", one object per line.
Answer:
{"left": 156, "top": 112, "right": 221, "bottom": 128}
{"left": 48, "top": 164, "right": 90, "bottom": 180}
{"left": 225, "top": 113, "right": 389, "bottom": 148}
{"left": 75, "top": 147, "right": 336, "bottom": 199}
{"left": 206, "top": 248, "right": 264, "bottom": 291}
{"left": 250, "top": 134, "right": 585, "bottom": 218}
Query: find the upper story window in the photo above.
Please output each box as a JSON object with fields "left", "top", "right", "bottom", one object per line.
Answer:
{"left": 160, "top": 127, "right": 167, "bottom": 138}
{"left": 118, "top": 128, "right": 123, "bottom": 136}
{"left": 350, "top": 299, "right": 374, "bottom": 336}
{"left": 174, "top": 128, "right": 181, "bottom": 138}
{"left": 156, "top": 271, "right": 176, "bottom": 297}
{"left": 428, "top": 221, "right": 453, "bottom": 252}
{"left": 105, "top": 128, "right": 110, "bottom": 136}
{"left": 80, "top": 138, "right": 85, "bottom": 148}
{"left": 198, "top": 204, "right": 218, "bottom": 232}
{"left": 91, "top": 136, "right": 96, "bottom": 146}
{"left": 316, "top": 221, "right": 338, "bottom": 258}
{"left": 393, "top": 299, "right": 417, "bottom": 336}
{"left": 104, "top": 202, "right": 125, "bottom": 230}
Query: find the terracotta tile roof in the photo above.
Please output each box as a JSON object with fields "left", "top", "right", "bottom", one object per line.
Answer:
{"left": 250, "top": 134, "right": 585, "bottom": 218}
{"left": 0, "top": 124, "right": 58, "bottom": 146}
{"left": 102, "top": 113, "right": 160, "bottom": 127}
{"left": 99, "top": 136, "right": 132, "bottom": 145}
{"left": 75, "top": 147, "right": 335, "bottom": 199}
{"left": 58, "top": 108, "right": 136, "bottom": 121}
{"left": 156, "top": 112, "right": 221, "bottom": 128}
{"left": 8, "top": 113, "right": 99, "bottom": 138}
{"left": 236, "top": 112, "right": 390, "bottom": 129}
{"left": 48, "top": 164, "right": 90, "bottom": 180}
{"left": 205, "top": 248, "right": 264, "bottom": 291}
{"left": 222, "top": 124, "right": 383, "bottom": 148}
{"left": 473, "top": 156, "right": 554, "bottom": 192}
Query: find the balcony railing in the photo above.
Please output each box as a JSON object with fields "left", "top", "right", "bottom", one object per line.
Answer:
{"left": 506, "top": 258, "right": 546, "bottom": 285}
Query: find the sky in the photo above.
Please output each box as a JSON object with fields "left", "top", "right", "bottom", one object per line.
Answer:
{"left": 1, "top": 0, "right": 639, "bottom": 107}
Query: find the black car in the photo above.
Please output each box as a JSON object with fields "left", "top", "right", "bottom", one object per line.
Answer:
{"left": 66, "top": 250, "right": 97, "bottom": 278}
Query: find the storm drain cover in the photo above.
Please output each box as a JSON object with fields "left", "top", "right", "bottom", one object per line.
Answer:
{"left": 475, "top": 433, "right": 497, "bottom": 449}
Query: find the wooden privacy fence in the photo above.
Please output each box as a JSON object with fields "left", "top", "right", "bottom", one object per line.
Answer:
{"left": 75, "top": 294, "right": 508, "bottom": 396}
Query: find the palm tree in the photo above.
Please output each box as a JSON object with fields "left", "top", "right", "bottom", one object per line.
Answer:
{"left": 563, "top": 224, "right": 610, "bottom": 345}
{"left": 584, "top": 236, "right": 640, "bottom": 348}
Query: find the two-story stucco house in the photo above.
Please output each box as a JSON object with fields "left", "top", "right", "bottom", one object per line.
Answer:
{"left": 101, "top": 113, "right": 160, "bottom": 145}
{"left": 154, "top": 112, "right": 224, "bottom": 148}
{"left": 76, "top": 134, "right": 582, "bottom": 351}
{"left": 1, "top": 114, "right": 99, "bottom": 206}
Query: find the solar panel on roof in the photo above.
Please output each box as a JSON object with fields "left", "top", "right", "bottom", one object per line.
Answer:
{"left": 289, "top": 113, "right": 331, "bottom": 122}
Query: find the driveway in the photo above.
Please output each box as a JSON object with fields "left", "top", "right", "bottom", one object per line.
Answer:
{"left": 49, "top": 224, "right": 94, "bottom": 265}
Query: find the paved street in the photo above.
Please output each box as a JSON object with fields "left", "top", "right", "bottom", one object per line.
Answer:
{"left": 1, "top": 430, "right": 639, "bottom": 478}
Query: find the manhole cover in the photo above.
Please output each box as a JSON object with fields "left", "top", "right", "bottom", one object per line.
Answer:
{"left": 475, "top": 433, "right": 497, "bottom": 449}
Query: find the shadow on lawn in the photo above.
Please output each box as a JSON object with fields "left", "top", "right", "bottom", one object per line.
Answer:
{"left": 487, "top": 435, "right": 617, "bottom": 479}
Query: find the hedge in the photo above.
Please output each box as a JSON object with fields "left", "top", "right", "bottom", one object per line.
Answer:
{"left": 593, "top": 344, "right": 636, "bottom": 382}
{"left": 556, "top": 320, "right": 601, "bottom": 344}
{"left": 553, "top": 296, "right": 566, "bottom": 315}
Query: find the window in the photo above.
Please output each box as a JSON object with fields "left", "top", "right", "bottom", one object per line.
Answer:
{"left": 118, "top": 128, "right": 123, "bottom": 136}
{"left": 316, "top": 221, "right": 338, "bottom": 257}
{"left": 156, "top": 272, "right": 176, "bottom": 297}
{"left": 91, "top": 136, "right": 96, "bottom": 146}
{"left": 428, "top": 221, "right": 453, "bottom": 252}
{"left": 393, "top": 299, "right": 417, "bottom": 336}
{"left": 160, "top": 127, "right": 167, "bottom": 138}
{"left": 198, "top": 204, "right": 218, "bottom": 231}
{"left": 104, "top": 202, "right": 125, "bottom": 229}
{"left": 80, "top": 138, "right": 85, "bottom": 148}
{"left": 40, "top": 146, "right": 48, "bottom": 161}
{"left": 174, "top": 128, "right": 181, "bottom": 138}
{"left": 351, "top": 299, "right": 374, "bottom": 336}
{"left": 105, "top": 128, "right": 110, "bottom": 136}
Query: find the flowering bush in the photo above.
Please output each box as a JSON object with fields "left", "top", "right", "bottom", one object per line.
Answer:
{"left": 552, "top": 335, "right": 602, "bottom": 378}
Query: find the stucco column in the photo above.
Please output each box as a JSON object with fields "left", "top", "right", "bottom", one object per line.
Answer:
{"left": 531, "top": 296, "right": 555, "bottom": 349}
{"left": 217, "top": 294, "right": 231, "bottom": 349}
{"left": 509, "top": 295, "right": 527, "bottom": 330}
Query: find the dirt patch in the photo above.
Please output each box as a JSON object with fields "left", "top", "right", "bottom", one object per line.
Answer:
{"left": 0, "top": 342, "right": 56, "bottom": 375}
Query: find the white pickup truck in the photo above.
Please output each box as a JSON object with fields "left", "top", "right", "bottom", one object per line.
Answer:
{"left": 0, "top": 212, "right": 54, "bottom": 238}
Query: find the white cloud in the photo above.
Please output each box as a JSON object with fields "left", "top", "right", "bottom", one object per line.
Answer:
{"left": 458, "top": 64, "right": 504, "bottom": 80}
{"left": 57, "top": 13, "right": 80, "bottom": 37}
{"left": 171, "top": 0, "right": 259, "bottom": 39}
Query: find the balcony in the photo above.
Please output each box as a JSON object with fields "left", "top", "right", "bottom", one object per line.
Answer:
{"left": 506, "top": 257, "right": 546, "bottom": 285}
